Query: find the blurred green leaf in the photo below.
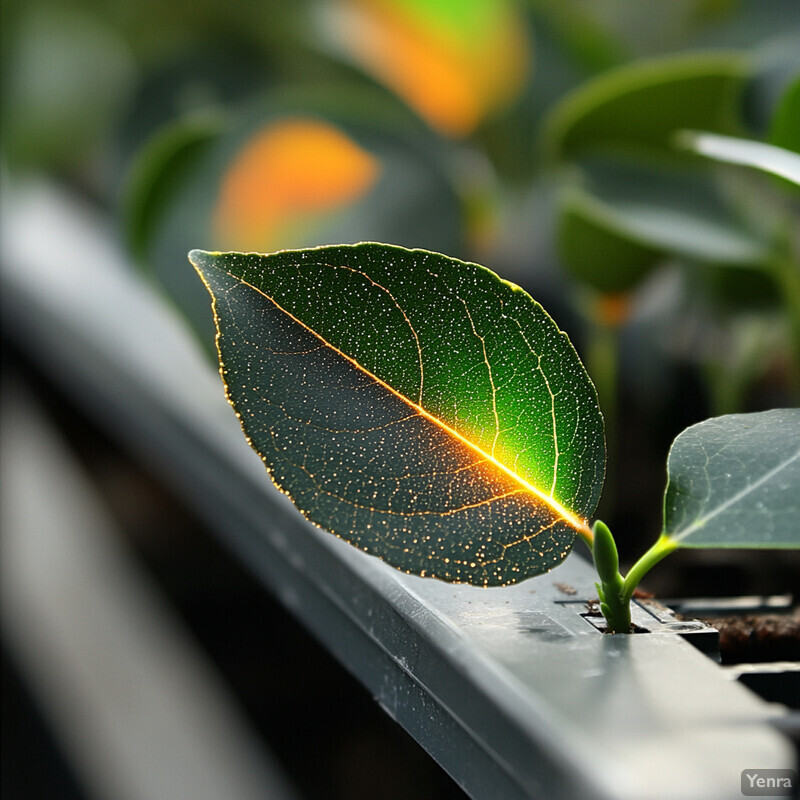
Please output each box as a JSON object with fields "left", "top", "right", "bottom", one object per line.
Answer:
{"left": 769, "top": 73, "right": 800, "bottom": 154}
{"left": 555, "top": 161, "right": 780, "bottom": 314}
{"left": 578, "top": 161, "right": 770, "bottom": 266}
{"left": 693, "top": 262, "right": 782, "bottom": 312}
{"left": 612, "top": 204, "right": 765, "bottom": 264}
{"left": 541, "top": 51, "right": 748, "bottom": 162}
{"left": 663, "top": 409, "right": 800, "bottom": 547}
{"left": 739, "top": 35, "right": 800, "bottom": 137}
{"left": 676, "top": 130, "right": 800, "bottom": 185}
{"left": 116, "top": 40, "right": 273, "bottom": 164}
{"left": 123, "top": 114, "right": 225, "bottom": 263}
{"left": 316, "top": 0, "right": 532, "bottom": 137}
{"left": 528, "top": 0, "right": 627, "bottom": 72}
{"left": 556, "top": 188, "right": 663, "bottom": 294}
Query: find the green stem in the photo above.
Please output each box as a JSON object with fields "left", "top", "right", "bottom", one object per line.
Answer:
{"left": 620, "top": 534, "right": 678, "bottom": 605}
{"left": 771, "top": 252, "right": 800, "bottom": 400}
{"left": 590, "top": 522, "right": 679, "bottom": 633}
{"left": 704, "top": 355, "right": 745, "bottom": 418}
{"left": 586, "top": 318, "right": 618, "bottom": 452}
{"left": 585, "top": 317, "right": 619, "bottom": 517}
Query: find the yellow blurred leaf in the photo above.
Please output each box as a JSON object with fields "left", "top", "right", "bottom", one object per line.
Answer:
{"left": 328, "top": 0, "right": 531, "bottom": 136}
{"left": 214, "top": 117, "right": 381, "bottom": 251}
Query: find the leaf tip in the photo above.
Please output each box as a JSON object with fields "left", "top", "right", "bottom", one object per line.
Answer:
{"left": 188, "top": 248, "right": 213, "bottom": 268}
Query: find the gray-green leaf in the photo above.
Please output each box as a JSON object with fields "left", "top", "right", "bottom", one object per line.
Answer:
{"left": 663, "top": 409, "right": 800, "bottom": 547}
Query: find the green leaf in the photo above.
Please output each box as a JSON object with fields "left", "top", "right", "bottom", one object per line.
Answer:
{"left": 190, "top": 244, "right": 605, "bottom": 586}
{"left": 578, "top": 160, "right": 770, "bottom": 267}
{"left": 123, "top": 114, "right": 224, "bottom": 263}
{"left": 663, "top": 409, "right": 800, "bottom": 547}
{"left": 769, "top": 74, "right": 800, "bottom": 155}
{"left": 541, "top": 51, "right": 748, "bottom": 162}
{"left": 676, "top": 130, "right": 800, "bottom": 186}
{"left": 315, "top": 0, "right": 531, "bottom": 137}
{"left": 556, "top": 187, "right": 663, "bottom": 294}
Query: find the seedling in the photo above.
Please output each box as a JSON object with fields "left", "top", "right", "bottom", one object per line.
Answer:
{"left": 190, "top": 244, "right": 799, "bottom": 633}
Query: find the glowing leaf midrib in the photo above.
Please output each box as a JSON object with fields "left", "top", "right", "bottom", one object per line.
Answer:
{"left": 217, "top": 265, "right": 591, "bottom": 537}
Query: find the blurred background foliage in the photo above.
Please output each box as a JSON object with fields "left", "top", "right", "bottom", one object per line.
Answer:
{"left": 2, "top": 0, "right": 798, "bottom": 542}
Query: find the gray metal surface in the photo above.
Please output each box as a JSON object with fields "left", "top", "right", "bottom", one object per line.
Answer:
{"left": 1, "top": 181, "right": 795, "bottom": 800}
{"left": 1, "top": 386, "right": 303, "bottom": 800}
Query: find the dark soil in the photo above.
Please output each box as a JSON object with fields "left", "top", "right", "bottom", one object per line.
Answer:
{"left": 702, "top": 611, "right": 800, "bottom": 664}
